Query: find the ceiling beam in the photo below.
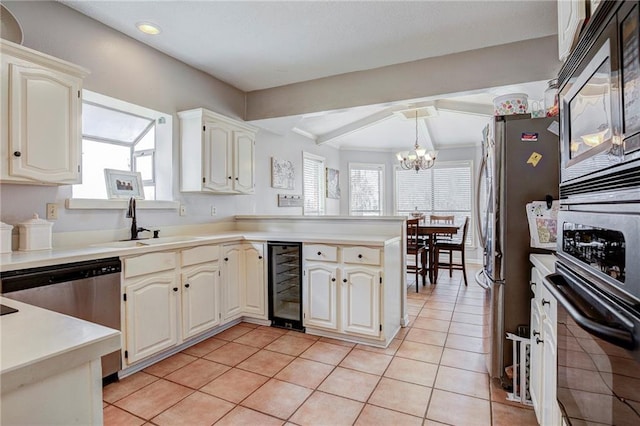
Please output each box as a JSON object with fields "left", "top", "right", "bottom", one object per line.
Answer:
{"left": 315, "top": 108, "right": 398, "bottom": 145}
{"left": 434, "top": 99, "right": 494, "bottom": 116}
{"left": 419, "top": 119, "right": 436, "bottom": 151}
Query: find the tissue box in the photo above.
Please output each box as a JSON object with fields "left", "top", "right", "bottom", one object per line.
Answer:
{"left": 18, "top": 214, "right": 53, "bottom": 251}
{"left": 0, "top": 222, "right": 12, "bottom": 253}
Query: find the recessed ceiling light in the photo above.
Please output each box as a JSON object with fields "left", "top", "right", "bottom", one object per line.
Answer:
{"left": 136, "top": 22, "right": 161, "bottom": 35}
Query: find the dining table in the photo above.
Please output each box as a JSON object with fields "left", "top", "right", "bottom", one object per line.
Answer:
{"left": 417, "top": 221, "right": 462, "bottom": 284}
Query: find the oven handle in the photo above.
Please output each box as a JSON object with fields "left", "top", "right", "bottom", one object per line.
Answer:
{"left": 545, "top": 273, "right": 635, "bottom": 350}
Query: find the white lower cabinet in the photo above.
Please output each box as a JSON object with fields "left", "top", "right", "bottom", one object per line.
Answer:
{"left": 123, "top": 247, "right": 222, "bottom": 365}
{"left": 303, "top": 244, "right": 383, "bottom": 341}
{"left": 123, "top": 270, "right": 179, "bottom": 364}
{"left": 529, "top": 265, "right": 561, "bottom": 426}
{"left": 341, "top": 267, "right": 381, "bottom": 337}
{"left": 181, "top": 262, "right": 220, "bottom": 339}
{"left": 305, "top": 263, "right": 339, "bottom": 330}
{"left": 221, "top": 242, "right": 266, "bottom": 321}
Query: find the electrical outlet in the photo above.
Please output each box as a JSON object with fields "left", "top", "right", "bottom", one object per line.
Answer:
{"left": 179, "top": 204, "right": 186, "bottom": 216}
{"left": 211, "top": 206, "right": 217, "bottom": 216}
{"left": 46, "top": 203, "right": 58, "bottom": 220}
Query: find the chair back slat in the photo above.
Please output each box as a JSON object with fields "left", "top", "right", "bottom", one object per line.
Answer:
{"left": 429, "top": 215, "right": 454, "bottom": 224}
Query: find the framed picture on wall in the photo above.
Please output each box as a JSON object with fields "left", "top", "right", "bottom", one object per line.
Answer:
{"left": 104, "top": 169, "right": 145, "bottom": 199}
{"left": 271, "top": 157, "right": 295, "bottom": 189}
{"left": 326, "top": 168, "right": 340, "bottom": 199}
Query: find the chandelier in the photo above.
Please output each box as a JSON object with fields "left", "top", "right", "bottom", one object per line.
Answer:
{"left": 396, "top": 110, "right": 437, "bottom": 172}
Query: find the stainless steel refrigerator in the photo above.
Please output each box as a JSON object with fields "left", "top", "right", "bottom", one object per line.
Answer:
{"left": 476, "top": 114, "right": 559, "bottom": 381}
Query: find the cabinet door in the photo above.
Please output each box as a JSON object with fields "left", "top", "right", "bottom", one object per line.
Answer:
{"left": 557, "top": 0, "right": 586, "bottom": 61}
{"left": 304, "top": 263, "right": 339, "bottom": 330}
{"left": 541, "top": 318, "right": 559, "bottom": 426}
{"left": 530, "top": 299, "right": 543, "bottom": 422}
{"left": 341, "top": 267, "right": 380, "bottom": 337}
{"left": 181, "top": 263, "right": 220, "bottom": 340}
{"left": 233, "top": 131, "right": 255, "bottom": 193}
{"left": 243, "top": 243, "right": 265, "bottom": 317}
{"left": 124, "top": 271, "right": 179, "bottom": 364}
{"left": 203, "top": 120, "right": 234, "bottom": 192}
{"left": 221, "top": 245, "right": 243, "bottom": 320}
{"left": 7, "top": 62, "right": 81, "bottom": 183}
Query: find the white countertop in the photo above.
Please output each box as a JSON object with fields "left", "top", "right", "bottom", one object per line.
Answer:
{"left": 0, "top": 297, "right": 121, "bottom": 393}
{"left": 530, "top": 253, "right": 557, "bottom": 276}
{"left": 0, "top": 231, "right": 400, "bottom": 272}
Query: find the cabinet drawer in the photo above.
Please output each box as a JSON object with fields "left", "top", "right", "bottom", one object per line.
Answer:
{"left": 304, "top": 244, "right": 338, "bottom": 262}
{"left": 124, "top": 252, "right": 177, "bottom": 278}
{"left": 342, "top": 246, "right": 381, "bottom": 266}
{"left": 181, "top": 245, "right": 219, "bottom": 266}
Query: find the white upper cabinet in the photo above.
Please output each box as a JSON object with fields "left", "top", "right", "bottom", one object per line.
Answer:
{"left": 557, "top": 0, "right": 586, "bottom": 62}
{"left": 0, "top": 40, "right": 89, "bottom": 184}
{"left": 178, "top": 108, "right": 257, "bottom": 194}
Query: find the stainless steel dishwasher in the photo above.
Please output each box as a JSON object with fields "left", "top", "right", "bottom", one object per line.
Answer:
{"left": 0, "top": 257, "right": 122, "bottom": 381}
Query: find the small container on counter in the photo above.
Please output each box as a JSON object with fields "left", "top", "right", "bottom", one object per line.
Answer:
{"left": 18, "top": 214, "right": 53, "bottom": 251}
{"left": 1, "top": 222, "right": 13, "bottom": 253}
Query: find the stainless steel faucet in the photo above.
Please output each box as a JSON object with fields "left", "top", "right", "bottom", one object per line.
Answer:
{"left": 126, "top": 197, "right": 149, "bottom": 240}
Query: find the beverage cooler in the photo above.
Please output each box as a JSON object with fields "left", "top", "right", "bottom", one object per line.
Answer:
{"left": 268, "top": 242, "right": 304, "bottom": 331}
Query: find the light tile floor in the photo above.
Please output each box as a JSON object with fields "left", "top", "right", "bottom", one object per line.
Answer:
{"left": 103, "top": 264, "right": 538, "bottom": 425}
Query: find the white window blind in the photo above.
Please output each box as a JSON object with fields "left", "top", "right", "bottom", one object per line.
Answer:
{"left": 349, "top": 163, "right": 384, "bottom": 216}
{"left": 395, "top": 161, "right": 474, "bottom": 245}
{"left": 303, "top": 153, "right": 325, "bottom": 215}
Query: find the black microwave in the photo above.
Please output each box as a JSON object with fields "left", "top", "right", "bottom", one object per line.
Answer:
{"left": 559, "top": 2, "right": 640, "bottom": 196}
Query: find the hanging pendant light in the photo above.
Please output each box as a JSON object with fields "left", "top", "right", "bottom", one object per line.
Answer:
{"left": 396, "top": 110, "right": 437, "bottom": 172}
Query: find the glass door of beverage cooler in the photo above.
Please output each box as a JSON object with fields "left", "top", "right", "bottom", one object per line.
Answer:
{"left": 268, "top": 242, "right": 304, "bottom": 331}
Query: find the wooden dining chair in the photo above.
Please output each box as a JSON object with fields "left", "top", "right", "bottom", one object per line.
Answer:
{"left": 406, "top": 218, "right": 427, "bottom": 292}
{"left": 434, "top": 217, "right": 470, "bottom": 286}
{"left": 430, "top": 214, "right": 455, "bottom": 263}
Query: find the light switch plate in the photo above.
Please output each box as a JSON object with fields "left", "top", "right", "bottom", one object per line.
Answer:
{"left": 46, "top": 203, "right": 58, "bottom": 220}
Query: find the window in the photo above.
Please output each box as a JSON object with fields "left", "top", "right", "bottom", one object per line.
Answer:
{"left": 349, "top": 163, "right": 384, "bottom": 216}
{"left": 303, "top": 152, "right": 325, "bottom": 215}
{"left": 72, "top": 91, "right": 172, "bottom": 201}
{"left": 395, "top": 161, "right": 474, "bottom": 245}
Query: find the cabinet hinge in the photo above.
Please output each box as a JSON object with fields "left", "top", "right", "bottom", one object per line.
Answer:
{"left": 123, "top": 294, "right": 127, "bottom": 302}
{"left": 379, "top": 324, "right": 382, "bottom": 331}
{"left": 203, "top": 125, "right": 206, "bottom": 132}
{"left": 78, "top": 165, "right": 81, "bottom": 173}
{"left": 379, "top": 277, "right": 382, "bottom": 284}
{"left": 303, "top": 313, "right": 305, "bottom": 318}
{"left": 124, "top": 350, "right": 128, "bottom": 359}
{"left": 203, "top": 177, "right": 206, "bottom": 183}
{"left": 218, "top": 271, "right": 221, "bottom": 276}
{"left": 78, "top": 90, "right": 80, "bottom": 98}
{"left": 219, "top": 313, "right": 221, "bottom": 319}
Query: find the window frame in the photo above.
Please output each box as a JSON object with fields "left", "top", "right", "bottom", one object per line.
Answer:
{"left": 302, "top": 152, "right": 326, "bottom": 216}
{"left": 67, "top": 90, "right": 177, "bottom": 210}
{"left": 394, "top": 160, "right": 475, "bottom": 246}
{"left": 348, "top": 162, "right": 385, "bottom": 216}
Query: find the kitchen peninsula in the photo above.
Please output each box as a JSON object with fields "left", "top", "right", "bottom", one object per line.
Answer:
{"left": 0, "top": 297, "right": 120, "bottom": 425}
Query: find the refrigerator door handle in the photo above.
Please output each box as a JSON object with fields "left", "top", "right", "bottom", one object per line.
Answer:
{"left": 475, "top": 154, "right": 487, "bottom": 249}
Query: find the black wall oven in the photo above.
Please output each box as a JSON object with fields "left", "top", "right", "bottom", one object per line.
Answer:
{"left": 546, "top": 204, "right": 640, "bottom": 425}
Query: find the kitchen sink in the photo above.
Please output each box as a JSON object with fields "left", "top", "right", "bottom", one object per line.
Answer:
{"left": 137, "top": 236, "right": 204, "bottom": 245}
{"left": 91, "top": 236, "right": 204, "bottom": 249}
{"left": 91, "top": 240, "right": 147, "bottom": 248}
